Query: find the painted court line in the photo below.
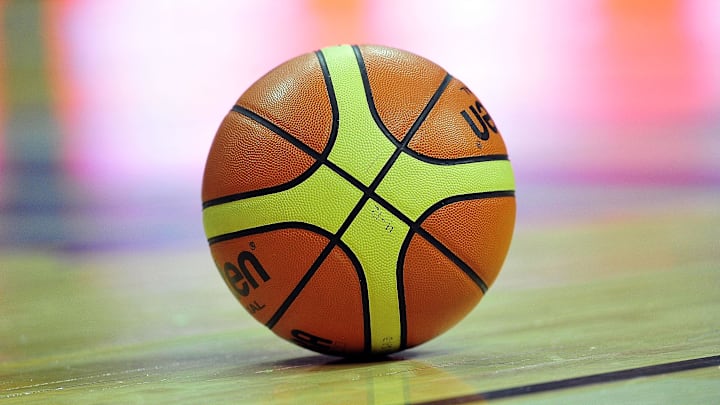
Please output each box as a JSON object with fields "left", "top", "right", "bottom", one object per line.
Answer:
{"left": 412, "top": 355, "right": 720, "bottom": 404}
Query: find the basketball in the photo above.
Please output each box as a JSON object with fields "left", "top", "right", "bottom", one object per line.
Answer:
{"left": 202, "top": 44, "right": 515, "bottom": 357}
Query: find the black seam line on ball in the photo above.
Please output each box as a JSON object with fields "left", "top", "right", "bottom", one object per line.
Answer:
{"left": 263, "top": 226, "right": 368, "bottom": 333}
{"left": 390, "top": 190, "right": 515, "bottom": 297}
{"left": 394, "top": 191, "right": 514, "bottom": 349}
{"left": 202, "top": 161, "right": 322, "bottom": 209}
{"left": 352, "top": 45, "right": 504, "bottom": 167}
{"left": 202, "top": 106, "right": 366, "bottom": 210}
{"left": 204, "top": 51, "right": 337, "bottom": 211}
{"left": 202, "top": 52, "right": 342, "bottom": 213}
{"left": 418, "top": 153, "right": 510, "bottom": 166}
{"left": 415, "top": 190, "right": 516, "bottom": 225}
{"left": 396, "top": 232, "right": 412, "bottom": 350}
{"left": 315, "top": 50, "right": 340, "bottom": 159}
{"left": 413, "top": 190, "right": 516, "bottom": 293}
{"left": 265, "top": 242, "right": 333, "bottom": 330}
{"left": 367, "top": 73, "right": 452, "bottom": 192}
{"left": 353, "top": 45, "right": 456, "bottom": 154}
{"left": 351, "top": 45, "right": 397, "bottom": 146}
{"left": 353, "top": 246, "right": 373, "bottom": 354}
{"left": 421, "top": 226, "right": 489, "bottom": 292}
{"left": 208, "top": 221, "right": 331, "bottom": 245}
{"left": 206, "top": 219, "right": 368, "bottom": 340}
{"left": 201, "top": 107, "right": 322, "bottom": 210}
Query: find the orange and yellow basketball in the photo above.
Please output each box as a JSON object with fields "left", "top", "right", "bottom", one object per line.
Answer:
{"left": 202, "top": 44, "right": 515, "bottom": 357}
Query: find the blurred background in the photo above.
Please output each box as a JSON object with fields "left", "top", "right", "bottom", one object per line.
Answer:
{"left": 0, "top": 0, "right": 718, "bottom": 250}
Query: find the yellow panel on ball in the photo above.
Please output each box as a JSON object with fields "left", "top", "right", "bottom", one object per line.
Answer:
{"left": 203, "top": 165, "right": 362, "bottom": 240}
{"left": 340, "top": 199, "right": 410, "bottom": 354}
{"left": 322, "top": 45, "right": 397, "bottom": 186}
{"left": 376, "top": 158, "right": 515, "bottom": 221}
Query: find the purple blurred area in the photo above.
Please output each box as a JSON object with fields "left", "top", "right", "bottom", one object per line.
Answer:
{"left": 0, "top": 0, "right": 718, "bottom": 250}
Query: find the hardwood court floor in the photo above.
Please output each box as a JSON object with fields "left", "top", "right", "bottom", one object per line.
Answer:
{"left": 1, "top": 183, "right": 718, "bottom": 404}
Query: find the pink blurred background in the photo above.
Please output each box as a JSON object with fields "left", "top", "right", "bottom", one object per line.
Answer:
{"left": 0, "top": 0, "right": 718, "bottom": 248}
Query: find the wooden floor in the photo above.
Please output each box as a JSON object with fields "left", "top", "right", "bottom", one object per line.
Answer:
{"left": 2, "top": 183, "right": 718, "bottom": 404}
